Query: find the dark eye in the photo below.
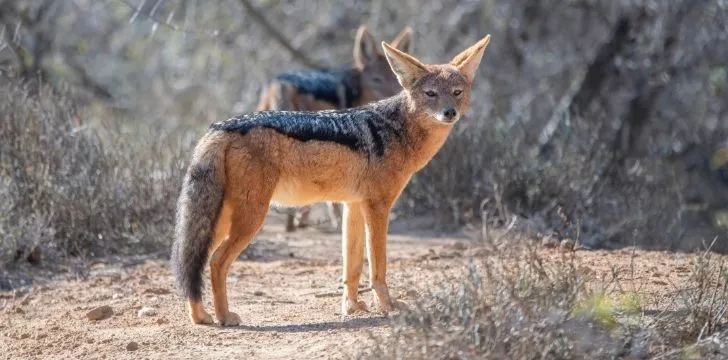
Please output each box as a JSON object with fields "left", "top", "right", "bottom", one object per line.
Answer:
{"left": 372, "top": 77, "right": 382, "bottom": 84}
{"left": 453, "top": 89, "right": 462, "bottom": 96}
{"left": 425, "top": 90, "right": 437, "bottom": 97}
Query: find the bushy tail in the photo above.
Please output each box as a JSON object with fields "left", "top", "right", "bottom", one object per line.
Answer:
{"left": 171, "top": 134, "right": 227, "bottom": 301}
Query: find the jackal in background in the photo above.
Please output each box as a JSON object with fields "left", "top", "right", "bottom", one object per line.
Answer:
{"left": 257, "top": 25, "right": 413, "bottom": 232}
{"left": 172, "top": 34, "right": 491, "bottom": 326}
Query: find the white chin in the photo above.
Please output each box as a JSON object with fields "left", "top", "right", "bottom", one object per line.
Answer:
{"left": 434, "top": 115, "right": 459, "bottom": 124}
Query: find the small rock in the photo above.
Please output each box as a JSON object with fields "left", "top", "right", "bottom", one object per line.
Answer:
{"left": 20, "top": 333, "right": 31, "bottom": 339}
{"left": 111, "top": 293, "right": 124, "bottom": 300}
{"left": 560, "top": 238, "right": 576, "bottom": 252}
{"left": 35, "top": 333, "right": 48, "bottom": 340}
{"left": 253, "top": 290, "right": 265, "bottom": 296}
{"left": 451, "top": 241, "right": 468, "bottom": 251}
{"left": 541, "top": 236, "right": 559, "bottom": 248}
{"left": 86, "top": 305, "right": 113, "bottom": 321}
{"left": 156, "top": 317, "right": 169, "bottom": 325}
{"left": 137, "top": 307, "right": 157, "bottom": 317}
{"left": 126, "top": 341, "right": 139, "bottom": 351}
{"left": 14, "top": 307, "right": 25, "bottom": 314}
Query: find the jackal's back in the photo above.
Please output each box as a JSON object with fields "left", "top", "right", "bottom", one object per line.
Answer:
{"left": 211, "top": 94, "right": 405, "bottom": 158}
{"left": 274, "top": 67, "right": 361, "bottom": 108}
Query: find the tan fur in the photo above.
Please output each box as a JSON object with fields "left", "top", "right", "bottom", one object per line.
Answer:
{"left": 256, "top": 25, "right": 413, "bottom": 232}
{"left": 177, "top": 35, "right": 491, "bottom": 325}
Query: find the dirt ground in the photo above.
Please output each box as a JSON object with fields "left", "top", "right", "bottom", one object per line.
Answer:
{"left": 1, "top": 206, "right": 724, "bottom": 360}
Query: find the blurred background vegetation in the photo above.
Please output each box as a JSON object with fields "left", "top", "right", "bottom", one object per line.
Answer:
{"left": 1, "top": 0, "right": 727, "bottom": 270}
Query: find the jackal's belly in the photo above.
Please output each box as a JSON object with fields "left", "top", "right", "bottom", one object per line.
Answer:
{"left": 270, "top": 177, "right": 360, "bottom": 206}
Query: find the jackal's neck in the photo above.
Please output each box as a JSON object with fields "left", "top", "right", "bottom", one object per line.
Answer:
{"left": 401, "top": 103, "right": 454, "bottom": 171}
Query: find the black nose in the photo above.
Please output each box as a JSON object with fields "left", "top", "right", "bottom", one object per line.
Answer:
{"left": 443, "top": 108, "right": 457, "bottom": 119}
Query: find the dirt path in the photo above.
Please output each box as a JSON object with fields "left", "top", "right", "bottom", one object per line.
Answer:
{"left": 1, "top": 209, "right": 723, "bottom": 359}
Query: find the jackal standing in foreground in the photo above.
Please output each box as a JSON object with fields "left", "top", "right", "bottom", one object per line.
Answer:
{"left": 171, "top": 34, "right": 491, "bottom": 326}
{"left": 257, "top": 25, "right": 413, "bottom": 232}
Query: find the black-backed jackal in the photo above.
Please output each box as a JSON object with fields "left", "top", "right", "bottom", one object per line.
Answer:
{"left": 257, "top": 25, "right": 412, "bottom": 232}
{"left": 172, "top": 34, "right": 491, "bottom": 326}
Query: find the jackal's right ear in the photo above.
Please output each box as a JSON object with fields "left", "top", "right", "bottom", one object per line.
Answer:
{"left": 354, "top": 25, "right": 379, "bottom": 69}
{"left": 382, "top": 41, "right": 428, "bottom": 88}
{"left": 390, "top": 26, "right": 413, "bottom": 53}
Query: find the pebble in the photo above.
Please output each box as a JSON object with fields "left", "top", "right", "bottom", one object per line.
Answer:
{"left": 137, "top": 307, "right": 157, "bottom": 317}
{"left": 86, "top": 305, "right": 113, "bottom": 321}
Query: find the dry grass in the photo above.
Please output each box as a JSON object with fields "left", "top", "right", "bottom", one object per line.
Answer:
{"left": 357, "top": 242, "right": 623, "bottom": 360}
{"left": 0, "top": 71, "right": 191, "bottom": 268}
{"left": 356, "top": 239, "right": 728, "bottom": 360}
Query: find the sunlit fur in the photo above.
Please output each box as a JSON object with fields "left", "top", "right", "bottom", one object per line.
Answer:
{"left": 171, "top": 35, "right": 491, "bottom": 326}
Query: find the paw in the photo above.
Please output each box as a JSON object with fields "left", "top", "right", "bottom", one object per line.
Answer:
{"left": 342, "top": 298, "right": 369, "bottom": 315}
{"left": 190, "top": 309, "right": 214, "bottom": 325}
{"left": 218, "top": 311, "right": 241, "bottom": 326}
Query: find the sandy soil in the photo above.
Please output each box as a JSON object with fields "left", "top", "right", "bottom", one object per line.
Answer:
{"left": 1, "top": 207, "right": 724, "bottom": 360}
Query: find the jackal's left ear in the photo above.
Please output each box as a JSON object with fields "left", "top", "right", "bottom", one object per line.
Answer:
{"left": 382, "top": 41, "right": 427, "bottom": 88}
{"left": 450, "top": 35, "right": 491, "bottom": 82}
{"left": 354, "top": 25, "right": 379, "bottom": 69}
{"left": 391, "top": 26, "right": 413, "bottom": 53}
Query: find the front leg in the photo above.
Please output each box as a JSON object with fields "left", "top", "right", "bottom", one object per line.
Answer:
{"left": 341, "top": 202, "right": 368, "bottom": 315}
{"left": 361, "top": 200, "right": 405, "bottom": 314}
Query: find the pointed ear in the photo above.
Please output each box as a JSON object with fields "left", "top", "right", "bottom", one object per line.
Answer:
{"left": 381, "top": 41, "right": 428, "bottom": 88}
{"left": 353, "top": 25, "right": 379, "bottom": 69}
{"left": 390, "top": 26, "right": 413, "bottom": 53}
{"left": 449, "top": 35, "right": 491, "bottom": 82}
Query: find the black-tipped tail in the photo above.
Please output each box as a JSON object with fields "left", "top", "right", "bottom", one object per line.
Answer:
{"left": 171, "top": 138, "right": 226, "bottom": 301}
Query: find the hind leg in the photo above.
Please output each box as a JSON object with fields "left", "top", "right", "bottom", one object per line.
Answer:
{"left": 208, "top": 154, "right": 275, "bottom": 326}
{"left": 297, "top": 206, "right": 312, "bottom": 229}
{"left": 188, "top": 301, "right": 214, "bottom": 324}
{"left": 285, "top": 207, "right": 297, "bottom": 232}
{"left": 209, "top": 190, "right": 271, "bottom": 326}
{"left": 327, "top": 202, "right": 343, "bottom": 231}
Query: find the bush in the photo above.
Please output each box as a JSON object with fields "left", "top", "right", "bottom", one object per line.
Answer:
{"left": 0, "top": 71, "right": 190, "bottom": 266}
{"left": 357, "top": 241, "right": 728, "bottom": 359}
{"left": 357, "top": 243, "right": 624, "bottom": 359}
